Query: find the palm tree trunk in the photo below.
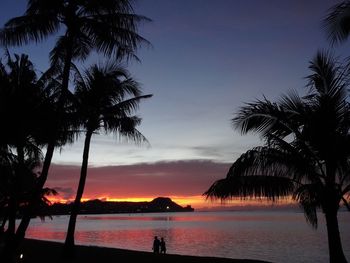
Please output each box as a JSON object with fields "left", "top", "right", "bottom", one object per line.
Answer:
{"left": 62, "top": 130, "right": 93, "bottom": 258}
{"left": 6, "top": 143, "right": 22, "bottom": 237}
{"left": 15, "top": 140, "right": 55, "bottom": 241}
{"left": 1, "top": 145, "right": 25, "bottom": 260}
{"left": 6, "top": 197, "right": 16, "bottom": 236}
{"left": 2, "top": 196, "right": 17, "bottom": 262}
{"left": 324, "top": 210, "right": 348, "bottom": 263}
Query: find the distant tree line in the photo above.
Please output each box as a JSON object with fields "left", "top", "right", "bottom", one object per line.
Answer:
{"left": 38, "top": 197, "right": 194, "bottom": 215}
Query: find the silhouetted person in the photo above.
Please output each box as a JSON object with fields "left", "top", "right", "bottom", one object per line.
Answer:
{"left": 160, "top": 237, "right": 166, "bottom": 254}
{"left": 152, "top": 236, "right": 160, "bottom": 253}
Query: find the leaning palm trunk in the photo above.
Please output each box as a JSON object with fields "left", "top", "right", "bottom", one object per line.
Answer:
{"left": 3, "top": 197, "right": 16, "bottom": 262}
{"left": 14, "top": 141, "right": 56, "bottom": 241}
{"left": 4, "top": 146, "right": 24, "bottom": 238}
{"left": 62, "top": 130, "right": 93, "bottom": 258}
{"left": 5, "top": 197, "right": 16, "bottom": 236}
{"left": 3, "top": 145, "right": 30, "bottom": 260}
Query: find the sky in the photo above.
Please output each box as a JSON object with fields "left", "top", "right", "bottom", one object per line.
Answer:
{"left": 0, "top": 0, "right": 348, "bottom": 208}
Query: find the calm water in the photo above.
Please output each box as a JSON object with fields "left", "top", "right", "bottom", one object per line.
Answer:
{"left": 25, "top": 211, "right": 350, "bottom": 263}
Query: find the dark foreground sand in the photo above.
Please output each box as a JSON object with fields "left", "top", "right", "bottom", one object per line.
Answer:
{"left": 16, "top": 239, "right": 272, "bottom": 263}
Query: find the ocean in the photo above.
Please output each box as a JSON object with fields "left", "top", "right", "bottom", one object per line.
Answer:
{"left": 25, "top": 211, "right": 350, "bottom": 263}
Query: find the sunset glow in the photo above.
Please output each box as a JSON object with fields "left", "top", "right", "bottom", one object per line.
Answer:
{"left": 1, "top": 1, "right": 350, "bottom": 263}
{"left": 44, "top": 162, "right": 298, "bottom": 209}
{"left": 47, "top": 193, "right": 296, "bottom": 210}
{"left": 47, "top": 195, "right": 219, "bottom": 207}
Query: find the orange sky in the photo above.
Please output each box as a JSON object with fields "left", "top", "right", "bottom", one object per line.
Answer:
{"left": 45, "top": 160, "right": 229, "bottom": 209}
{"left": 45, "top": 160, "right": 295, "bottom": 209}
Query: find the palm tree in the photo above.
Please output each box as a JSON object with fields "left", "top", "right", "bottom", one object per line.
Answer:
{"left": 0, "top": 0, "right": 150, "bottom": 242}
{"left": 0, "top": 52, "right": 61, "bottom": 261}
{"left": 0, "top": 53, "right": 43, "bottom": 235}
{"left": 204, "top": 52, "right": 350, "bottom": 263}
{"left": 63, "top": 62, "right": 151, "bottom": 256}
{"left": 324, "top": 1, "right": 350, "bottom": 44}
{"left": 13, "top": 65, "right": 79, "bottom": 244}
{"left": 0, "top": 52, "right": 41, "bottom": 156}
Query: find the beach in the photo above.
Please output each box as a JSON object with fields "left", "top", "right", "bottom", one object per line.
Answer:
{"left": 16, "top": 239, "right": 271, "bottom": 263}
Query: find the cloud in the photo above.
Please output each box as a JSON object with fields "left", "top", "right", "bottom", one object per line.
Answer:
{"left": 45, "top": 160, "right": 231, "bottom": 200}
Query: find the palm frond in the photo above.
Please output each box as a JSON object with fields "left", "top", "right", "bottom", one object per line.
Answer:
{"left": 234, "top": 99, "right": 280, "bottom": 135}
{"left": 0, "top": 14, "right": 59, "bottom": 46}
{"left": 106, "top": 94, "right": 153, "bottom": 116}
{"left": 204, "top": 176, "right": 294, "bottom": 202}
{"left": 342, "top": 183, "right": 350, "bottom": 196}
{"left": 115, "top": 124, "right": 150, "bottom": 146}
{"left": 323, "top": 2, "right": 350, "bottom": 44}
{"left": 306, "top": 51, "right": 348, "bottom": 96}
{"left": 80, "top": 14, "right": 151, "bottom": 60}
{"left": 293, "top": 184, "right": 323, "bottom": 228}
{"left": 79, "top": 0, "right": 135, "bottom": 16}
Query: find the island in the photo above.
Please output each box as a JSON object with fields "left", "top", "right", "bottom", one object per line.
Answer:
{"left": 40, "top": 197, "right": 194, "bottom": 215}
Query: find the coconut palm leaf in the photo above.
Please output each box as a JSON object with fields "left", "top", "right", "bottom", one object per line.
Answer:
{"left": 0, "top": 14, "right": 60, "bottom": 46}
{"left": 205, "top": 176, "right": 294, "bottom": 201}
{"left": 106, "top": 94, "right": 153, "bottom": 117}
{"left": 324, "top": 2, "right": 350, "bottom": 44}
{"left": 293, "top": 184, "right": 323, "bottom": 228}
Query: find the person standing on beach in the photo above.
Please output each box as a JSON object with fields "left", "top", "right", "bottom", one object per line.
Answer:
{"left": 152, "top": 236, "right": 160, "bottom": 253}
{"left": 160, "top": 237, "right": 166, "bottom": 254}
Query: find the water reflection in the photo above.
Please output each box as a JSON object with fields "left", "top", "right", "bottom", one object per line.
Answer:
{"left": 81, "top": 215, "right": 176, "bottom": 221}
{"left": 80, "top": 213, "right": 300, "bottom": 222}
{"left": 25, "top": 211, "right": 350, "bottom": 263}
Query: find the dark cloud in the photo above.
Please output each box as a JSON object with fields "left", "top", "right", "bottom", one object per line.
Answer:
{"left": 46, "top": 160, "right": 230, "bottom": 199}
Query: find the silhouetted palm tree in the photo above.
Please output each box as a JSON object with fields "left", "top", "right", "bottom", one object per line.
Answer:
{"left": 0, "top": 53, "right": 43, "bottom": 236}
{"left": 324, "top": 1, "right": 350, "bottom": 45}
{"left": 14, "top": 64, "right": 79, "bottom": 243}
{"left": 0, "top": 1, "right": 150, "bottom": 241}
{"left": 0, "top": 52, "right": 42, "bottom": 157}
{"left": 0, "top": 52, "right": 61, "bottom": 261}
{"left": 204, "top": 52, "right": 350, "bottom": 263}
{"left": 63, "top": 62, "right": 151, "bottom": 256}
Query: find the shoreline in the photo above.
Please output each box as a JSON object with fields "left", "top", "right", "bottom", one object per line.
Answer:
{"left": 17, "top": 238, "right": 272, "bottom": 263}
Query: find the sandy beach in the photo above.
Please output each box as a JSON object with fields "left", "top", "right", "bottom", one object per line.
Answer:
{"left": 15, "top": 239, "right": 272, "bottom": 263}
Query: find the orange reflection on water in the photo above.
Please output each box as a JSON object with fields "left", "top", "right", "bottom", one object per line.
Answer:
{"left": 25, "top": 212, "right": 350, "bottom": 263}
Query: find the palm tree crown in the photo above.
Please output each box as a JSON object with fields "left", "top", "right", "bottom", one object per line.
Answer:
{"left": 0, "top": 52, "right": 43, "bottom": 160}
{"left": 74, "top": 62, "right": 152, "bottom": 139}
{"left": 0, "top": 0, "right": 151, "bottom": 63}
